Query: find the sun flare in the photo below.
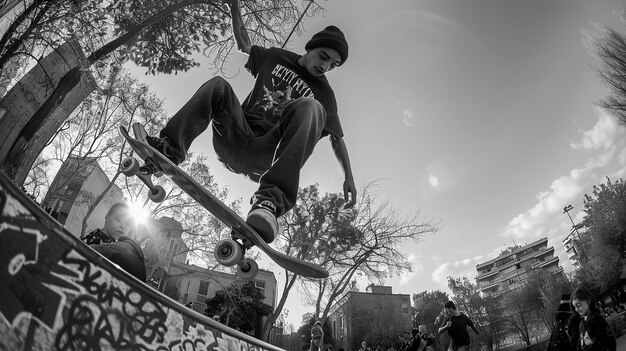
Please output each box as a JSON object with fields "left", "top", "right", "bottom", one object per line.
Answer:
{"left": 127, "top": 201, "right": 150, "bottom": 226}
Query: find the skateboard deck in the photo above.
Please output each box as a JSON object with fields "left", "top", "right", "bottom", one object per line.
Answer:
{"left": 0, "top": 171, "right": 285, "bottom": 351}
{"left": 120, "top": 125, "right": 329, "bottom": 279}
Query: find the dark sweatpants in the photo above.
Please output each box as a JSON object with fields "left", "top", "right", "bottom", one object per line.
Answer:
{"left": 160, "top": 77, "right": 326, "bottom": 216}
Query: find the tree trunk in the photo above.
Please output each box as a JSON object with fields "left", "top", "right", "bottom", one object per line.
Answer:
{"left": 0, "top": 0, "right": 54, "bottom": 73}
{"left": 261, "top": 272, "right": 297, "bottom": 341}
{"left": 31, "top": 0, "right": 211, "bottom": 131}
{"left": 3, "top": 0, "right": 213, "bottom": 179}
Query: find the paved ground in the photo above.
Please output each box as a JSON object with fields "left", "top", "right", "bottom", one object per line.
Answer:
{"left": 618, "top": 333, "right": 626, "bottom": 350}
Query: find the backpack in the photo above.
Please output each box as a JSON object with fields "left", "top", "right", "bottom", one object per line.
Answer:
{"left": 549, "top": 320, "right": 572, "bottom": 351}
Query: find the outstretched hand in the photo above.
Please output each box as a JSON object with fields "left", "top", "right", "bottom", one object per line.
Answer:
{"left": 343, "top": 178, "right": 357, "bottom": 209}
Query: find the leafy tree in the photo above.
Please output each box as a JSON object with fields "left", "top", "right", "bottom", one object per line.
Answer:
{"left": 353, "top": 309, "right": 402, "bottom": 350}
{"left": 575, "top": 177, "right": 626, "bottom": 292}
{"left": 1, "top": 0, "right": 324, "bottom": 178}
{"left": 205, "top": 280, "right": 273, "bottom": 337}
{"left": 412, "top": 290, "right": 449, "bottom": 347}
{"left": 0, "top": 1, "right": 108, "bottom": 75}
{"left": 585, "top": 9, "right": 626, "bottom": 126}
{"left": 525, "top": 269, "right": 573, "bottom": 333}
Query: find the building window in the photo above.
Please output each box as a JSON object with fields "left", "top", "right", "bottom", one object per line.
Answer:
{"left": 518, "top": 260, "right": 533, "bottom": 270}
{"left": 518, "top": 248, "right": 533, "bottom": 257}
{"left": 197, "top": 280, "right": 210, "bottom": 303}
{"left": 66, "top": 181, "right": 81, "bottom": 196}
{"left": 402, "top": 303, "right": 409, "bottom": 314}
{"left": 495, "top": 255, "right": 514, "bottom": 267}
{"left": 255, "top": 281, "right": 265, "bottom": 296}
{"left": 501, "top": 266, "right": 516, "bottom": 274}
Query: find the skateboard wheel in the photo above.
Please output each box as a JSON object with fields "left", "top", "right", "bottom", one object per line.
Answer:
{"left": 237, "top": 258, "right": 259, "bottom": 280}
{"left": 120, "top": 157, "right": 140, "bottom": 176}
{"left": 214, "top": 239, "right": 242, "bottom": 267}
{"left": 148, "top": 185, "right": 166, "bottom": 203}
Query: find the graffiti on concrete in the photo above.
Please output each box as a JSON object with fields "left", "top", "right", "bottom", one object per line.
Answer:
{"left": 0, "top": 181, "right": 277, "bottom": 351}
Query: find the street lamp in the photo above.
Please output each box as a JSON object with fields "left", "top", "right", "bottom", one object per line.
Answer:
{"left": 563, "top": 204, "right": 581, "bottom": 236}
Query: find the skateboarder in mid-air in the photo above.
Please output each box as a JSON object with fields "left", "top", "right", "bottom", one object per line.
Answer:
{"left": 144, "top": 0, "right": 357, "bottom": 243}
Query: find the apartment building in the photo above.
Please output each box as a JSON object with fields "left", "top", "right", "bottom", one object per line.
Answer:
{"left": 476, "top": 237, "right": 563, "bottom": 296}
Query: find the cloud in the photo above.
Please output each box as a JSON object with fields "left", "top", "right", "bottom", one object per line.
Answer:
{"left": 502, "top": 114, "right": 625, "bottom": 241}
{"left": 427, "top": 114, "right": 626, "bottom": 291}
{"left": 497, "top": 112, "right": 626, "bottom": 272}
{"left": 501, "top": 173, "right": 584, "bottom": 240}
{"left": 431, "top": 257, "right": 483, "bottom": 288}
{"left": 399, "top": 254, "right": 423, "bottom": 286}
{"left": 402, "top": 108, "right": 416, "bottom": 127}
{"left": 571, "top": 111, "right": 617, "bottom": 151}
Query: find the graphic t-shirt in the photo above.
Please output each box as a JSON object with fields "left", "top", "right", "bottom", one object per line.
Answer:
{"left": 243, "top": 45, "right": 343, "bottom": 139}
{"left": 442, "top": 313, "right": 474, "bottom": 347}
{"left": 578, "top": 312, "right": 617, "bottom": 351}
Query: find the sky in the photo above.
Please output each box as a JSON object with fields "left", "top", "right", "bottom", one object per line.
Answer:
{"left": 129, "top": 0, "right": 626, "bottom": 329}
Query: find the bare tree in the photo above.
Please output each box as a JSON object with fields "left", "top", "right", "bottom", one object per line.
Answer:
{"left": 260, "top": 182, "right": 439, "bottom": 340}
{"left": 313, "top": 183, "right": 439, "bottom": 324}
{"left": 585, "top": 10, "right": 626, "bottom": 126}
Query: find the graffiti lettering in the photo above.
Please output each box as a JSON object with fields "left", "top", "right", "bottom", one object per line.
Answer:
{"left": 155, "top": 338, "right": 208, "bottom": 351}
{"left": 0, "top": 182, "right": 278, "bottom": 351}
{"left": 53, "top": 255, "right": 168, "bottom": 349}
{"left": 56, "top": 295, "right": 151, "bottom": 351}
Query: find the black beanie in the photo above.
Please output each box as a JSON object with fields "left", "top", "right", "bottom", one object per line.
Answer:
{"left": 305, "top": 25, "right": 349, "bottom": 65}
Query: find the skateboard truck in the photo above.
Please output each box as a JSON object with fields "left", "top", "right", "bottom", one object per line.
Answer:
{"left": 214, "top": 229, "right": 260, "bottom": 279}
{"left": 120, "top": 157, "right": 167, "bottom": 203}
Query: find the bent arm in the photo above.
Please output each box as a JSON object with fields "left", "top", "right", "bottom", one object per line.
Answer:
{"left": 225, "top": 0, "right": 251, "bottom": 54}
{"left": 437, "top": 324, "right": 447, "bottom": 334}
{"left": 331, "top": 136, "right": 356, "bottom": 208}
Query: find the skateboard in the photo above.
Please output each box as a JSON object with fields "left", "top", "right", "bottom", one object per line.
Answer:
{"left": 0, "top": 171, "right": 284, "bottom": 351}
{"left": 119, "top": 124, "right": 329, "bottom": 279}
